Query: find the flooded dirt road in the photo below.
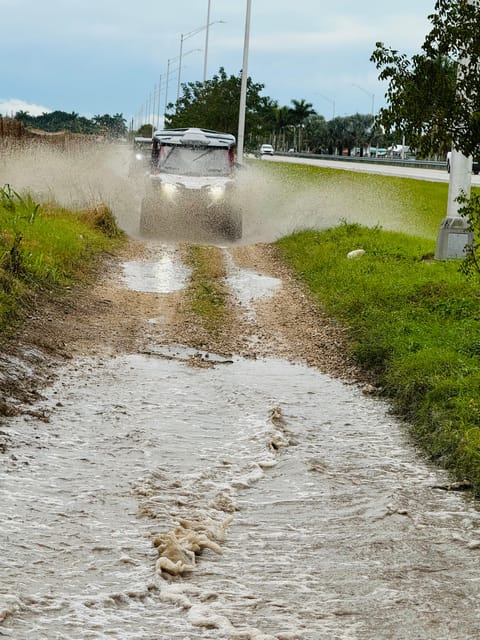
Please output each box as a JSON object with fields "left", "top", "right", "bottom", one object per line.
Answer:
{"left": 1, "top": 241, "right": 480, "bottom": 639}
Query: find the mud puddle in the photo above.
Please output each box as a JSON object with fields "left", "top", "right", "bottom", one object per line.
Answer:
{"left": 122, "top": 246, "right": 191, "bottom": 294}
{"left": 1, "top": 348, "right": 480, "bottom": 639}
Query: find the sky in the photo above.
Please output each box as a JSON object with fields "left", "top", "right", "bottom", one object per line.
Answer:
{"left": 0, "top": 0, "right": 437, "bottom": 127}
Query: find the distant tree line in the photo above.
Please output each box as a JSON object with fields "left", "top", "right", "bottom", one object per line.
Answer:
{"left": 6, "top": 110, "right": 128, "bottom": 138}
{"left": 163, "top": 67, "right": 385, "bottom": 155}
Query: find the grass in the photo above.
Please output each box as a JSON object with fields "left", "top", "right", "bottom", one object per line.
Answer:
{"left": 0, "top": 185, "right": 124, "bottom": 332}
{"left": 277, "top": 220, "right": 480, "bottom": 494}
{"left": 183, "top": 244, "right": 229, "bottom": 335}
{"left": 252, "top": 159, "right": 450, "bottom": 238}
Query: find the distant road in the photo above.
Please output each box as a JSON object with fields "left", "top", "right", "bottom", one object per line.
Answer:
{"left": 263, "top": 154, "right": 480, "bottom": 186}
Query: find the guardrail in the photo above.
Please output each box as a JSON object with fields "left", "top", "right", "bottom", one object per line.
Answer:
{"left": 274, "top": 151, "right": 447, "bottom": 171}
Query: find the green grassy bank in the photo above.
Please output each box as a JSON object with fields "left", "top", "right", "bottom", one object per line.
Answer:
{"left": 253, "top": 160, "right": 449, "bottom": 238}
{"left": 0, "top": 185, "right": 124, "bottom": 333}
{"left": 274, "top": 161, "right": 480, "bottom": 493}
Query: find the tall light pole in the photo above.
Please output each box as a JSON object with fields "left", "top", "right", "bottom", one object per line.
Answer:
{"left": 352, "top": 83, "right": 375, "bottom": 116}
{"left": 237, "top": 0, "right": 252, "bottom": 164}
{"left": 175, "top": 48, "right": 202, "bottom": 101}
{"left": 156, "top": 74, "right": 163, "bottom": 130}
{"left": 204, "top": 0, "right": 212, "bottom": 82}
{"left": 177, "top": 19, "right": 225, "bottom": 100}
{"left": 165, "top": 58, "right": 173, "bottom": 118}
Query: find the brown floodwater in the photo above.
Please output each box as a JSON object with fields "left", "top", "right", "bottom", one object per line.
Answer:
{"left": 1, "top": 254, "right": 480, "bottom": 639}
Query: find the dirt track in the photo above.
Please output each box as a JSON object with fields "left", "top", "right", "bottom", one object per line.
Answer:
{"left": 0, "top": 238, "right": 366, "bottom": 431}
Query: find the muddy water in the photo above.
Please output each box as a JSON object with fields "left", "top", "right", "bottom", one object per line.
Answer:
{"left": 2, "top": 257, "right": 480, "bottom": 639}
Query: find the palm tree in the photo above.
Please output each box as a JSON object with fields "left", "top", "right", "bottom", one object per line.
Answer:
{"left": 289, "top": 99, "right": 316, "bottom": 126}
{"left": 273, "top": 106, "right": 291, "bottom": 149}
{"left": 289, "top": 99, "right": 316, "bottom": 150}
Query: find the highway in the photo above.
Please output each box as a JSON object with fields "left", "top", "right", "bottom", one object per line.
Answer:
{"left": 264, "top": 153, "right": 480, "bottom": 186}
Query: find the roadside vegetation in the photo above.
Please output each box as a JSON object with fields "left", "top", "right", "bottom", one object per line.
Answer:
{"left": 0, "top": 184, "right": 124, "bottom": 333}
{"left": 183, "top": 244, "right": 230, "bottom": 336}
{"left": 276, "top": 174, "right": 480, "bottom": 493}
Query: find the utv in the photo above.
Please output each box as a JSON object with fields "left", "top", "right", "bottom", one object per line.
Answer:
{"left": 139, "top": 127, "right": 242, "bottom": 240}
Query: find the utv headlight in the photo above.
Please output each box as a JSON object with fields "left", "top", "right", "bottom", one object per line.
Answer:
{"left": 209, "top": 185, "right": 226, "bottom": 201}
{"left": 161, "top": 183, "right": 178, "bottom": 200}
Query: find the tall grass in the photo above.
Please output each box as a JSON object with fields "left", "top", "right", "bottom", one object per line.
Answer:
{"left": 0, "top": 185, "right": 123, "bottom": 331}
{"left": 277, "top": 222, "right": 480, "bottom": 493}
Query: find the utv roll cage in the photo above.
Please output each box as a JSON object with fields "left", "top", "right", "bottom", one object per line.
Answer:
{"left": 151, "top": 128, "right": 236, "bottom": 168}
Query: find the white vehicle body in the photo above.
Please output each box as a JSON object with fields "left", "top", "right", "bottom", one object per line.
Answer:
{"left": 140, "top": 128, "right": 242, "bottom": 239}
{"left": 259, "top": 144, "right": 274, "bottom": 156}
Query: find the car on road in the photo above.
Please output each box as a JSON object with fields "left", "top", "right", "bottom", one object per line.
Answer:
{"left": 259, "top": 144, "right": 274, "bottom": 156}
{"left": 140, "top": 127, "right": 242, "bottom": 240}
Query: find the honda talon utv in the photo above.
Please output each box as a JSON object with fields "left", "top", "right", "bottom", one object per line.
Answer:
{"left": 139, "top": 127, "right": 243, "bottom": 240}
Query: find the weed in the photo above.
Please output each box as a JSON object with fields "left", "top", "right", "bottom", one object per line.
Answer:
{"left": 458, "top": 191, "right": 480, "bottom": 280}
{"left": 0, "top": 185, "right": 124, "bottom": 330}
{"left": 184, "top": 245, "right": 229, "bottom": 334}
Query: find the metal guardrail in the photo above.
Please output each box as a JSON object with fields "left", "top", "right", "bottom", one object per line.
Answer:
{"left": 274, "top": 151, "right": 447, "bottom": 171}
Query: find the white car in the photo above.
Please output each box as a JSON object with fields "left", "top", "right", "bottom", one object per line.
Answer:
{"left": 259, "top": 144, "right": 274, "bottom": 156}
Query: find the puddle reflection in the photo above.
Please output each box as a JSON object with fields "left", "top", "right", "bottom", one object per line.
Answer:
{"left": 122, "top": 250, "right": 191, "bottom": 293}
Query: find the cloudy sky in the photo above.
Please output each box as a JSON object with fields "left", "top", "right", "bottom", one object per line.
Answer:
{"left": 0, "top": 0, "right": 436, "bottom": 125}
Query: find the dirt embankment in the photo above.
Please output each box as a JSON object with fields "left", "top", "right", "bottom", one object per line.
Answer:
{"left": 0, "top": 238, "right": 366, "bottom": 432}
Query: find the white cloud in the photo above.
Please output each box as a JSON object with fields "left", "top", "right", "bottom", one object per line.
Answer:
{"left": 0, "top": 98, "right": 52, "bottom": 117}
{"left": 244, "top": 15, "right": 427, "bottom": 53}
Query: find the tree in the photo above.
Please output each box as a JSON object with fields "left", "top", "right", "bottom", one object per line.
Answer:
{"left": 370, "top": 0, "right": 480, "bottom": 158}
{"left": 289, "top": 99, "right": 316, "bottom": 126}
{"left": 11, "top": 110, "right": 127, "bottom": 137}
{"left": 302, "top": 114, "right": 328, "bottom": 153}
{"left": 166, "top": 67, "right": 273, "bottom": 146}
{"left": 92, "top": 113, "right": 127, "bottom": 138}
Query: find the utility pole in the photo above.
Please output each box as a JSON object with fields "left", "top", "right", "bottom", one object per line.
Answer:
{"left": 203, "top": 0, "right": 212, "bottom": 82}
{"left": 237, "top": 0, "right": 252, "bottom": 164}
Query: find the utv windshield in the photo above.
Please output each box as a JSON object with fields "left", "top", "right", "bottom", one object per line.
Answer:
{"left": 157, "top": 145, "right": 231, "bottom": 177}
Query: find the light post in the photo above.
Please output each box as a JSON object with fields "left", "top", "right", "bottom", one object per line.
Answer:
{"left": 237, "top": 0, "right": 252, "bottom": 164}
{"left": 164, "top": 50, "right": 199, "bottom": 119}
{"left": 204, "top": 0, "right": 212, "bottom": 82}
{"left": 352, "top": 83, "right": 375, "bottom": 116}
{"left": 177, "top": 19, "right": 225, "bottom": 100}
{"left": 156, "top": 75, "right": 163, "bottom": 130}
{"left": 165, "top": 57, "right": 174, "bottom": 118}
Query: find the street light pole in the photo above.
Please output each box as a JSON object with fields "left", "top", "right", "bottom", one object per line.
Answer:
{"left": 204, "top": 0, "right": 212, "bottom": 82}
{"left": 177, "top": 19, "right": 225, "bottom": 100}
{"left": 156, "top": 75, "right": 163, "bottom": 130}
{"left": 352, "top": 83, "right": 374, "bottom": 116}
{"left": 165, "top": 58, "right": 172, "bottom": 118}
{"left": 237, "top": 0, "right": 252, "bottom": 165}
